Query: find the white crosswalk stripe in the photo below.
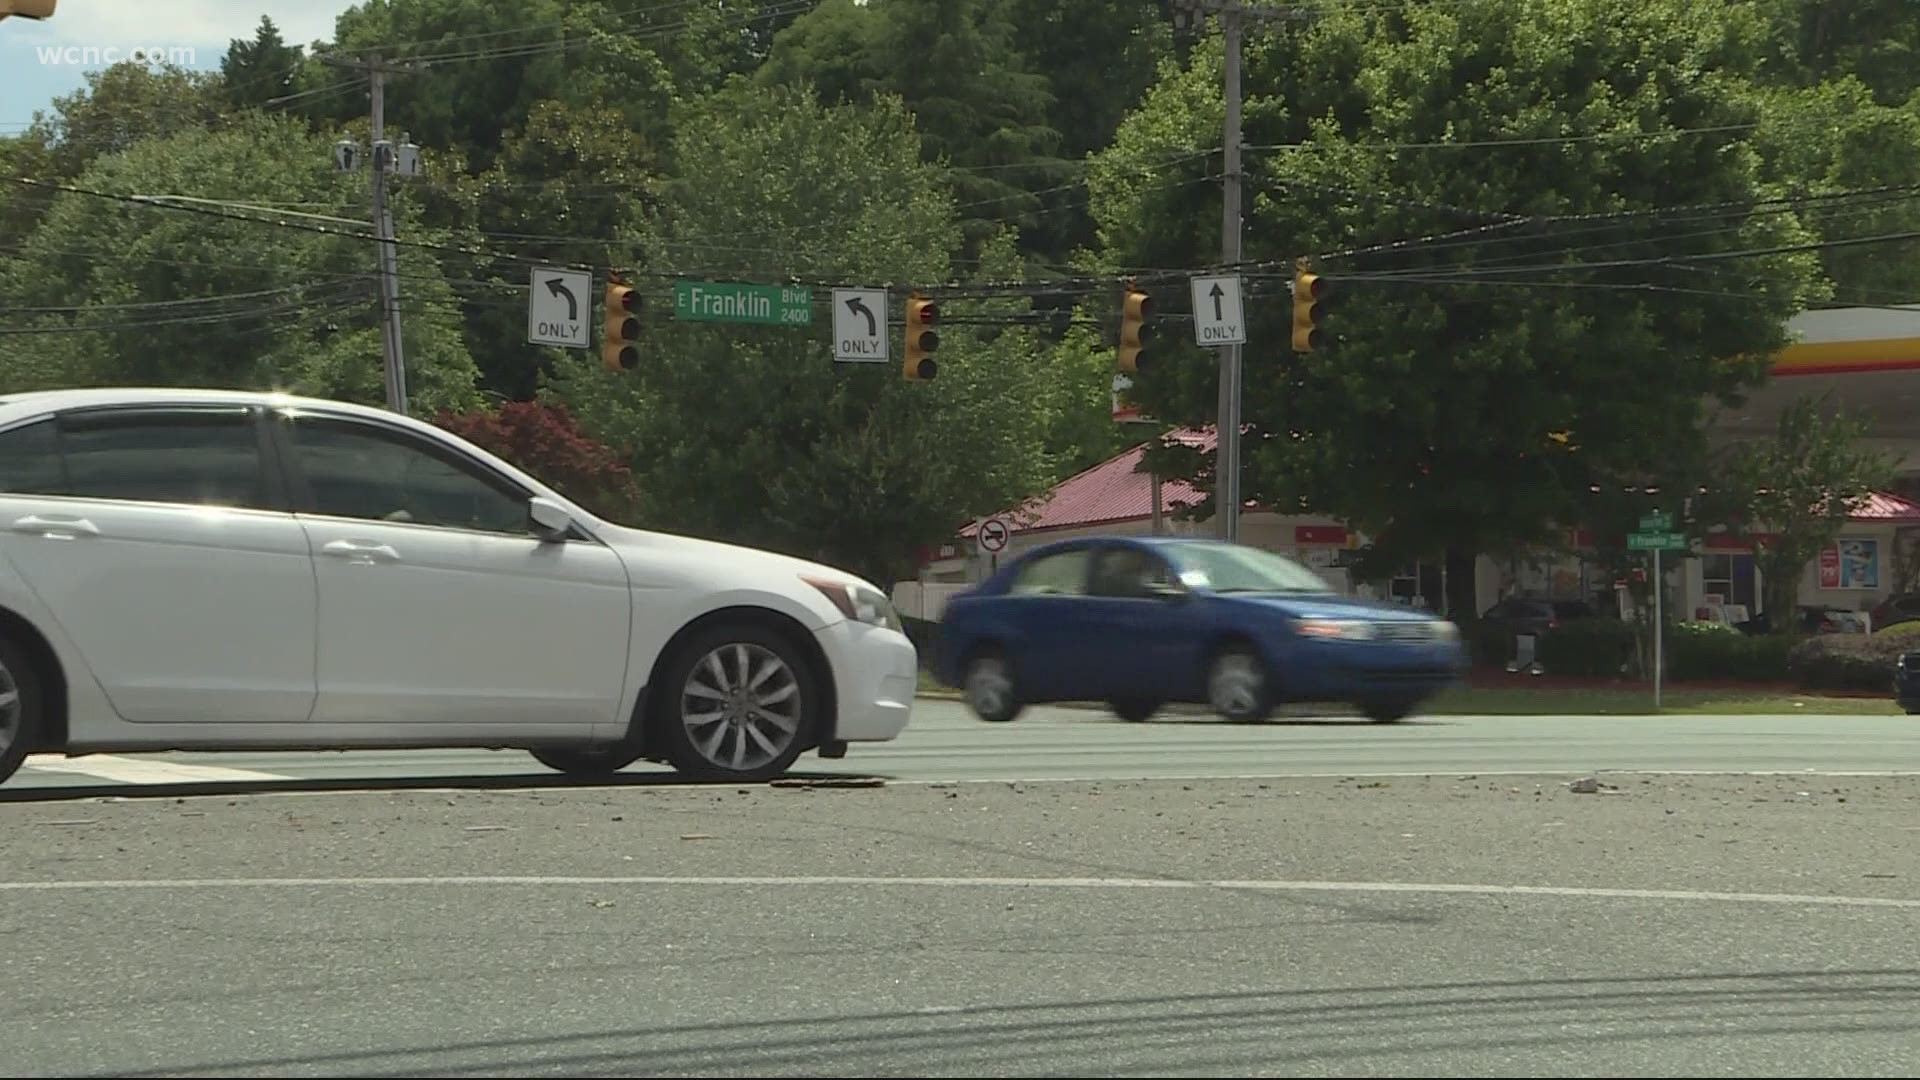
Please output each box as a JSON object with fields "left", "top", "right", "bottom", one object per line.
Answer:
{"left": 22, "top": 754, "right": 294, "bottom": 785}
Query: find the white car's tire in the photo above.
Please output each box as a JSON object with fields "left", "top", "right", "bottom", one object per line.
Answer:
{"left": 657, "top": 621, "right": 816, "bottom": 782}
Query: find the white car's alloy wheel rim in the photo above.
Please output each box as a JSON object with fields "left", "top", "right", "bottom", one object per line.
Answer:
{"left": 682, "top": 643, "right": 800, "bottom": 772}
{"left": 966, "top": 657, "right": 1012, "bottom": 716}
{"left": 1210, "top": 654, "right": 1262, "bottom": 715}
{"left": 0, "top": 656, "right": 18, "bottom": 756}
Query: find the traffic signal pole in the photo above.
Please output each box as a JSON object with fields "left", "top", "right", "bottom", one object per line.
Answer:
{"left": 1171, "top": 0, "right": 1305, "bottom": 542}
{"left": 1216, "top": 6, "right": 1244, "bottom": 541}
{"left": 323, "top": 51, "right": 422, "bottom": 415}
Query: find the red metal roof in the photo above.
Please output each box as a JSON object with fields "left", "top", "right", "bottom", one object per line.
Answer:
{"left": 1848, "top": 490, "right": 1920, "bottom": 522}
{"left": 959, "top": 427, "right": 1920, "bottom": 539}
{"left": 959, "top": 428, "right": 1224, "bottom": 537}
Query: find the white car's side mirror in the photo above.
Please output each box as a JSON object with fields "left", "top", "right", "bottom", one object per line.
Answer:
{"left": 528, "top": 497, "right": 574, "bottom": 543}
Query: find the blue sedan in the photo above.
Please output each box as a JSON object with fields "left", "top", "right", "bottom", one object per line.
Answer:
{"left": 930, "top": 535, "right": 1469, "bottom": 724}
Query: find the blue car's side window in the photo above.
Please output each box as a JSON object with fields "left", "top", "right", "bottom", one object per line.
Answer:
{"left": 1009, "top": 550, "right": 1090, "bottom": 596}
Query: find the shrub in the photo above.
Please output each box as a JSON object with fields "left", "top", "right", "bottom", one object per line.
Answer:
{"left": 434, "top": 401, "right": 641, "bottom": 523}
{"left": 1787, "top": 634, "right": 1909, "bottom": 693}
{"left": 1665, "top": 621, "right": 1795, "bottom": 682}
{"left": 1536, "top": 618, "right": 1637, "bottom": 677}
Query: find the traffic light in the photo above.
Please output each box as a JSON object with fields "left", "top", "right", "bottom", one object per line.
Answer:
{"left": 903, "top": 294, "right": 939, "bottom": 380}
{"left": 0, "top": 0, "right": 57, "bottom": 19}
{"left": 1117, "top": 282, "right": 1151, "bottom": 374}
{"left": 602, "top": 280, "right": 639, "bottom": 372}
{"left": 1291, "top": 263, "right": 1326, "bottom": 352}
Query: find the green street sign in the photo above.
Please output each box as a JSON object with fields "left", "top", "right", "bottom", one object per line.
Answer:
{"left": 673, "top": 281, "right": 812, "bottom": 326}
{"left": 1627, "top": 531, "right": 1688, "bottom": 551}
{"left": 1639, "top": 512, "right": 1672, "bottom": 531}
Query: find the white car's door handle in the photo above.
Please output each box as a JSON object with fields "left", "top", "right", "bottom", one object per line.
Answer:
{"left": 321, "top": 539, "right": 400, "bottom": 563}
{"left": 11, "top": 514, "right": 99, "bottom": 538}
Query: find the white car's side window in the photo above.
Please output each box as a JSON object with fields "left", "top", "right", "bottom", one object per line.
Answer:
{"left": 282, "top": 415, "right": 533, "bottom": 536}
{"left": 1, "top": 410, "right": 268, "bottom": 510}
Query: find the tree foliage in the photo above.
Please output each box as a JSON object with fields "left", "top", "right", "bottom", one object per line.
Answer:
{"left": 1092, "top": 0, "right": 1829, "bottom": 590}
{"left": 435, "top": 400, "right": 641, "bottom": 523}
{"left": 1716, "top": 396, "right": 1899, "bottom": 624}
{"left": 545, "top": 81, "right": 1092, "bottom": 583}
{"left": 0, "top": 114, "right": 481, "bottom": 414}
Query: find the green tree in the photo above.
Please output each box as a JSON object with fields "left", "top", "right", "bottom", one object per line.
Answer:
{"left": 1745, "top": 0, "right": 1920, "bottom": 105}
{"left": 1717, "top": 395, "right": 1898, "bottom": 627}
{"left": 757, "top": 0, "right": 1067, "bottom": 258}
{"left": 544, "top": 81, "right": 1084, "bottom": 585}
{"left": 221, "top": 16, "right": 306, "bottom": 111}
{"left": 1748, "top": 77, "right": 1920, "bottom": 302}
{"left": 1089, "top": 0, "right": 1829, "bottom": 613}
{"left": 410, "top": 98, "right": 660, "bottom": 401}
{"left": 0, "top": 114, "right": 481, "bottom": 414}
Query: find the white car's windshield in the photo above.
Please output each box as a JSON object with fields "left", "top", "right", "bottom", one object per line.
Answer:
{"left": 1166, "top": 541, "right": 1333, "bottom": 594}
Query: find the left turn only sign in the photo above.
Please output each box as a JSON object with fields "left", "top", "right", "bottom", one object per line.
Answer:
{"left": 528, "top": 266, "right": 591, "bottom": 349}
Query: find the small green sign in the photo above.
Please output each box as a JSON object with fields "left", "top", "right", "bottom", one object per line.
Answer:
{"left": 1627, "top": 531, "right": 1688, "bottom": 551}
{"left": 1639, "top": 512, "right": 1672, "bottom": 531}
{"left": 673, "top": 281, "right": 812, "bottom": 326}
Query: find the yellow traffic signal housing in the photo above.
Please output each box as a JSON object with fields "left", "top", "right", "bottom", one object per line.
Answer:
{"left": 904, "top": 295, "right": 939, "bottom": 380}
{"left": 1118, "top": 285, "right": 1151, "bottom": 374}
{"left": 0, "top": 0, "right": 58, "bottom": 19}
{"left": 602, "top": 281, "right": 639, "bottom": 371}
{"left": 1291, "top": 268, "right": 1326, "bottom": 352}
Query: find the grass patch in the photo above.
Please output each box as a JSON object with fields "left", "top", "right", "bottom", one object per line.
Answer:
{"left": 914, "top": 669, "right": 1903, "bottom": 715}
{"left": 1426, "top": 687, "right": 1900, "bottom": 716}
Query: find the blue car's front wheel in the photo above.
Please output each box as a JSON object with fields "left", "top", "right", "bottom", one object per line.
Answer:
{"left": 962, "top": 649, "right": 1023, "bottom": 723}
{"left": 1207, "top": 647, "right": 1272, "bottom": 724}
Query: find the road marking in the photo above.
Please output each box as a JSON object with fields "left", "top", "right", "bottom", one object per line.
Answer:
{"left": 22, "top": 754, "right": 292, "bottom": 785}
{"left": 0, "top": 874, "right": 1914, "bottom": 910}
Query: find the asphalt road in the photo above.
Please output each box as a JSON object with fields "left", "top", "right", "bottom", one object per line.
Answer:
{"left": 6, "top": 698, "right": 1920, "bottom": 801}
{"left": 4, "top": 772, "right": 1918, "bottom": 1077}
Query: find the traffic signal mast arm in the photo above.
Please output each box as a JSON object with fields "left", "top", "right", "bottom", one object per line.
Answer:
{"left": 0, "top": 0, "right": 57, "bottom": 19}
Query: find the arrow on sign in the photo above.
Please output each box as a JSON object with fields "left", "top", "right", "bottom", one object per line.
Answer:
{"left": 1208, "top": 282, "right": 1225, "bottom": 321}
{"left": 545, "top": 277, "right": 578, "bottom": 321}
{"left": 844, "top": 295, "right": 877, "bottom": 337}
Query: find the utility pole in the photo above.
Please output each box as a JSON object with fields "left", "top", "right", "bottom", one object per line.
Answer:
{"left": 1169, "top": 0, "right": 1305, "bottom": 542}
{"left": 322, "top": 51, "right": 424, "bottom": 415}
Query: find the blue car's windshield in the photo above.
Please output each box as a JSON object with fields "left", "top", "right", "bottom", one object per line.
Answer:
{"left": 1167, "top": 542, "right": 1333, "bottom": 594}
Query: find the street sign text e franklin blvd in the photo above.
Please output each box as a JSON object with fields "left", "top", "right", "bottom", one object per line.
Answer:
{"left": 673, "top": 281, "right": 812, "bottom": 326}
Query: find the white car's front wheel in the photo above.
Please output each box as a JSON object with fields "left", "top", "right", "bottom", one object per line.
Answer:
{"left": 658, "top": 622, "right": 816, "bottom": 782}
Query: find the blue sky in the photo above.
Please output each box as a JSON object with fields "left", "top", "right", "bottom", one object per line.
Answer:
{"left": 1, "top": 1, "right": 357, "bottom": 130}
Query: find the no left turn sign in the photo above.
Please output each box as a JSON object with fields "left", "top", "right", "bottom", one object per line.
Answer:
{"left": 978, "top": 518, "right": 1010, "bottom": 552}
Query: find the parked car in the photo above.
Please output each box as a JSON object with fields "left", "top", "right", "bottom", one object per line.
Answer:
{"left": 1477, "top": 596, "right": 1600, "bottom": 640}
{"left": 1896, "top": 650, "right": 1920, "bottom": 715}
{"left": 1870, "top": 592, "right": 1920, "bottom": 633}
{"left": 0, "top": 388, "right": 915, "bottom": 786}
{"left": 929, "top": 535, "right": 1468, "bottom": 724}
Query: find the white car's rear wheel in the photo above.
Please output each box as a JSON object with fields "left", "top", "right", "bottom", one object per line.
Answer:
{"left": 0, "top": 637, "right": 44, "bottom": 786}
{"left": 658, "top": 623, "right": 815, "bottom": 781}
{"left": 529, "top": 744, "right": 644, "bottom": 777}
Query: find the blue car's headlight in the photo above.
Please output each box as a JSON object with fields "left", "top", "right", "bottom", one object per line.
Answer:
{"left": 1433, "top": 620, "right": 1462, "bottom": 643}
{"left": 1294, "top": 618, "right": 1376, "bottom": 641}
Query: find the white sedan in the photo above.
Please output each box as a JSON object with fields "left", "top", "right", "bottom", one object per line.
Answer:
{"left": 0, "top": 388, "right": 916, "bottom": 785}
